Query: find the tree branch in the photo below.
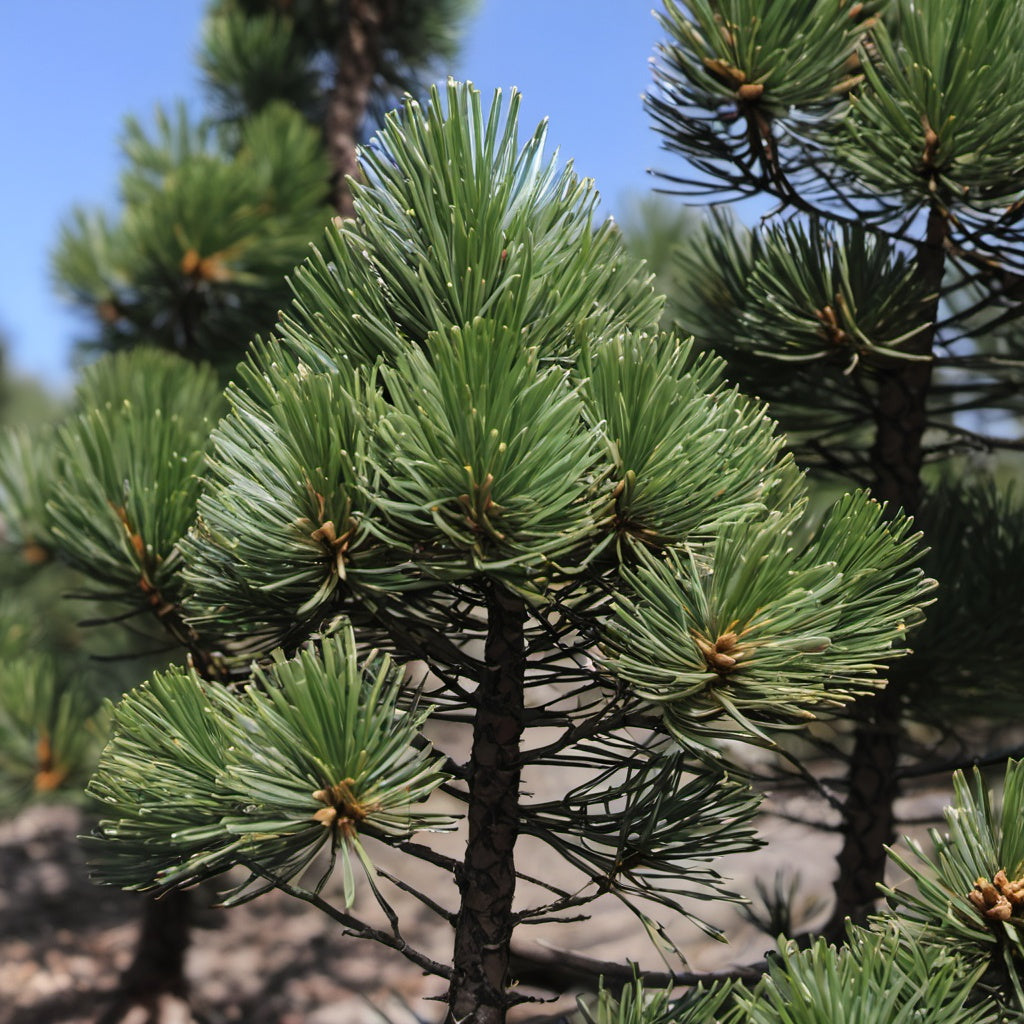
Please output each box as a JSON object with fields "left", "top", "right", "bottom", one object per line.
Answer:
{"left": 247, "top": 866, "right": 453, "bottom": 981}
{"left": 508, "top": 941, "right": 764, "bottom": 995}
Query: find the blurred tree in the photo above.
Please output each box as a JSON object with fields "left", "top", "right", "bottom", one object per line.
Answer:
{"left": 0, "top": 334, "right": 107, "bottom": 814}
{"left": 644, "top": 0, "right": 1024, "bottom": 936}
{"left": 53, "top": 100, "right": 333, "bottom": 374}
{"left": 617, "top": 194, "right": 698, "bottom": 328}
{"left": 1, "top": 3, "right": 474, "bottom": 1020}
{"left": 8, "top": 0, "right": 478, "bottom": 797}
{"left": 53, "top": 0, "right": 475, "bottom": 374}
{"left": 201, "top": 0, "right": 478, "bottom": 216}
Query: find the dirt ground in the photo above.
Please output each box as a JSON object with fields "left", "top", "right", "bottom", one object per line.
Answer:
{"left": 0, "top": 776, "right": 952, "bottom": 1024}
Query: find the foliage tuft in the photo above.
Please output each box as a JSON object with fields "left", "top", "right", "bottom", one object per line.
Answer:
{"left": 87, "top": 626, "right": 454, "bottom": 906}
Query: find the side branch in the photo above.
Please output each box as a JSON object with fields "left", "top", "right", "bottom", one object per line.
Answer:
{"left": 248, "top": 867, "right": 453, "bottom": 980}
{"left": 509, "top": 942, "right": 765, "bottom": 995}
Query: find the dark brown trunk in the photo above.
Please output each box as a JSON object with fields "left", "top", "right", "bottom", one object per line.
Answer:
{"left": 826, "top": 684, "right": 903, "bottom": 934}
{"left": 96, "top": 889, "right": 192, "bottom": 1024}
{"left": 100, "top": 603, "right": 223, "bottom": 1020}
{"left": 124, "top": 889, "right": 192, "bottom": 993}
{"left": 826, "top": 206, "right": 946, "bottom": 934}
{"left": 446, "top": 584, "right": 526, "bottom": 1024}
{"left": 326, "top": 0, "right": 392, "bottom": 218}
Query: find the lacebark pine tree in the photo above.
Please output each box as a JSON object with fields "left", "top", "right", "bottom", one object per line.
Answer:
{"left": 66, "top": 80, "right": 988, "bottom": 1024}
{"left": 645, "top": 0, "right": 1024, "bottom": 936}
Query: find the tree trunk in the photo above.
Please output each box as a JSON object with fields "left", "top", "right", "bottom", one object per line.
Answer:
{"left": 325, "top": 0, "right": 392, "bottom": 218}
{"left": 446, "top": 584, "right": 527, "bottom": 1023}
{"left": 826, "top": 206, "right": 946, "bottom": 934}
{"left": 96, "top": 890, "right": 193, "bottom": 1024}
{"left": 826, "top": 684, "right": 903, "bottom": 933}
{"left": 101, "top": 610, "right": 221, "bottom": 1021}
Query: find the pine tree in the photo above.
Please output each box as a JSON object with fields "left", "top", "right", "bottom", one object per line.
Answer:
{"left": 644, "top": 0, "right": 1024, "bottom": 942}
{"left": 5, "top": 3, "right": 1024, "bottom": 1020}
{"left": 28, "top": 77, "right": 1017, "bottom": 1023}
{"left": 53, "top": 0, "right": 475, "bottom": 374}
{"left": 2, "top": 0, "right": 477, "bottom": 824}
{"left": 0, "top": 343, "right": 88, "bottom": 811}
{"left": 0, "top": 337, "right": 128, "bottom": 814}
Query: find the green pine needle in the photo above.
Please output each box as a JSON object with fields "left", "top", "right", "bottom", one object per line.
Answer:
{"left": 883, "top": 759, "right": 1024, "bottom": 1015}
{"left": 49, "top": 349, "right": 223, "bottom": 605}
{"left": 731, "top": 924, "right": 997, "bottom": 1024}
{"left": 87, "top": 625, "right": 454, "bottom": 906}
{"left": 605, "top": 491, "right": 933, "bottom": 744}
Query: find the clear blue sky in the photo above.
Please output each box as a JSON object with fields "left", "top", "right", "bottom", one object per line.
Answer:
{"left": 0, "top": 2, "right": 671, "bottom": 391}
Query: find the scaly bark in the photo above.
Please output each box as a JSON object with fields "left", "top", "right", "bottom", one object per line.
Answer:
{"left": 447, "top": 584, "right": 527, "bottom": 1023}
{"left": 826, "top": 204, "right": 946, "bottom": 934}
{"left": 326, "top": 0, "right": 394, "bottom": 218}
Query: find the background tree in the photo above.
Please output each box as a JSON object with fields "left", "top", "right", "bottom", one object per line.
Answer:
{"left": 643, "top": 0, "right": 1024, "bottom": 935}
{"left": 201, "top": 0, "right": 478, "bottom": 217}
{"left": 0, "top": 348, "right": 228, "bottom": 1023}
{"left": 0, "top": 335, "right": 107, "bottom": 814}
{"left": 1, "top": 3, "right": 474, "bottom": 1020}
{"left": 54, "top": 0, "right": 475, "bottom": 374}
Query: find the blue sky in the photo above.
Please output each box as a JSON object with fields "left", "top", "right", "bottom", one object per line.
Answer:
{"left": 0, "top": 2, "right": 671, "bottom": 391}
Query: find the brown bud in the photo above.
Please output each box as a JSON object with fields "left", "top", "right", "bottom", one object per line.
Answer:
{"left": 196, "top": 254, "right": 232, "bottom": 283}
{"left": 920, "top": 119, "right": 941, "bottom": 171}
{"left": 311, "top": 521, "right": 338, "bottom": 545}
{"left": 21, "top": 542, "right": 50, "bottom": 566}
{"left": 969, "top": 874, "right": 1022, "bottom": 921}
{"left": 988, "top": 896, "right": 1013, "bottom": 921}
{"left": 97, "top": 300, "right": 122, "bottom": 324}
{"left": 995, "top": 868, "right": 1024, "bottom": 906}
{"left": 181, "top": 247, "right": 232, "bottom": 283}
{"left": 703, "top": 57, "right": 747, "bottom": 90}
{"left": 180, "top": 248, "right": 201, "bottom": 276}
{"left": 694, "top": 630, "right": 745, "bottom": 674}
{"left": 313, "top": 806, "right": 338, "bottom": 827}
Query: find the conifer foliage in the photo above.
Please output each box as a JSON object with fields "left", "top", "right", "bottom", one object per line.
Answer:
{"left": 53, "top": 102, "right": 332, "bottom": 373}
{"left": 646, "top": 0, "right": 1024, "bottom": 954}
{"left": 3, "top": 2, "right": 1022, "bottom": 1020}
{"left": 51, "top": 0, "right": 475, "bottom": 374}
{"left": 63, "top": 81, "right": 951, "bottom": 1022}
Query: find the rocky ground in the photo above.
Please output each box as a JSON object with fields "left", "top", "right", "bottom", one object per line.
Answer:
{"left": 0, "top": 774, "right": 953, "bottom": 1024}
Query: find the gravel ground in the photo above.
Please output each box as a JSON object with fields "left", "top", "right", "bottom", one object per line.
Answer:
{"left": 0, "top": 776, "right": 952, "bottom": 1024}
